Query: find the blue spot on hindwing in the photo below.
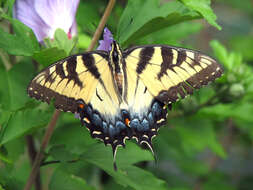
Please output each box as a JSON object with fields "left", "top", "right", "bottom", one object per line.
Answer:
{"left": 116, "top": 121, "right": 125, "bottom": 130}
{"left": 84, "top": 105, "right": 92, "bottom": 118}
{"left": 109, "top": 124, "right": 117, "bottom": 137}
{"left": 92, "top": 114, "right": 102, "bottom": 127}
{"left": 151, "top": 102, "right": 162, "bottom": 117}
{"left": 130, "top": 118, "right": 141, "bottom": 130}
{"left": 148, "top": 112, "right": 154, "bottom": 126}
{"left": 102, "top": 121, "right": 108, "bottom": 133}
{"left": 141, "top": 118, "right": 149, "bottom": 131}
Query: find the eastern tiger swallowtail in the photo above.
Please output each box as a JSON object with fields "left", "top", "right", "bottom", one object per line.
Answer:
{"left": 28, "top": 41, "right": 223, "bottom": 169}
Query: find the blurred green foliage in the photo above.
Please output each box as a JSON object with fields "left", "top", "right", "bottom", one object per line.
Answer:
{"left": 0, "top": 0, "right": 253, "bottom": 190}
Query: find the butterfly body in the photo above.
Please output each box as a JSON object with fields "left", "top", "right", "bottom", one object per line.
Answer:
{"left": 28, "top": 41, "right": 223, "bottom": 167}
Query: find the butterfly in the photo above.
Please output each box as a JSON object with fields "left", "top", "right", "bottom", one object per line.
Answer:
{"left": 28, "top": 41, "right": 223, "bottom": 169}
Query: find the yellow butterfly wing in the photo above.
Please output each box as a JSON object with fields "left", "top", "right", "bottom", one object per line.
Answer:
{"left": 124, "top": 45, "right": 223, "bottom": 105}
{"left": 28, "top": 51, "right": 121, "bottom": 117}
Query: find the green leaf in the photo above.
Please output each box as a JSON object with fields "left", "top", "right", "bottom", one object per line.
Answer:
{"left": 0, "top": 146, "right": 12, "bottom": 164}
{"left": 44, "top": 29, "right": 77, "bottom": 56}
{"left": 0, "top": 184, "right": 6, "bottom": 190}
{"left": 48, "top": 144, "right": 78, "bottom": 162}
{"left": 49, "top": 166, "right": 95, "bottom": 190}
{"left": 210, "top": 40, "right": 228, "bottom": 67}
{"left": 81, "top": 143, "right": 167, "bottom": 190}
{"left": 0, "top": 61, "right": 34, "bottom": 111}
{"left": 136, "top": 22, "right": 202, "bottom": 46}
{"left": 200, "top": 103, "right": 253, "bottom": 123}
{"left": 0, "top": 106, "right": 52, "bottom": 145}
{"left": 82, "top": 142, "right": 153, "bottom": 168}
{"left": 203, "top": 173, "right": 236, "bottom": 190}
{"left": 117, "top": 0, "right": 199, "bottom": 45}
{"left": 113, "top": 165, "right": 168, "bottom": 190}
{"left": 0, "top": 152, "right": 31, "bottom": 189}
{"left": 49, "top": 119, "right": 95, "bottom": 155}
{"left": 76, "top": 0, "right": 103, "bottom": 33}
{"left": 180, "top": 0, "right": 221, "bottom": 30}
{"left": 210, "top": 40, "right": 253, "bottom": 88}
{"left": 0, "top": 15, "right": 40, "bottom": 56}
{"left": 33, "top": 47, "right": 67, "bottom": 68}
{"left": 77, "top": 33, "right": 92, "bottom": 49}
{"left": 171, "top": 117, "right": 226, "bottom": 158}
{"left": 229, "top": 35, "right": 253, "bottom": 61}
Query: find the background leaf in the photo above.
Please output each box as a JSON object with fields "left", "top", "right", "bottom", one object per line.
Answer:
{"left": 0, "top": 15, "right": 39, "bottom": 56}
{"left": 180, "top": 0, "right": 221, "bottom": 30}
{"left": 49, "top": 166, "right": 95, "bottom": 190}
{"left": 117, "top": 0, "right": 200, "bottom": 45}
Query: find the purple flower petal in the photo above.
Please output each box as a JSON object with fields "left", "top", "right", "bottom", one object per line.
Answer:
{"left": 13, "top": 0, "right": 50, "bottom": 42}
{"left": 69, "top": 20, "right": 78, "bottom": 38}
{"left": 34, "top": 0, "right": 80, "bottom": 39}
{"left": 13, "top": 0, "right": 80, "bottom": 42}
{"left": 97, "top": 27, "right": 114, "bottom": 51}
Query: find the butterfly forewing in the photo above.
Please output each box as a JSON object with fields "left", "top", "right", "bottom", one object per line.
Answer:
{"left": 28, "top": 51, "right": 113, "bottom": 113}
{"left": 124, "top": 45, "right": 223, "bottom": 104}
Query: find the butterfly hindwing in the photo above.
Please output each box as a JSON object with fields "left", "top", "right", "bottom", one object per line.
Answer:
{"left": 124, "top": 45, "right": 223, "bottom": 104}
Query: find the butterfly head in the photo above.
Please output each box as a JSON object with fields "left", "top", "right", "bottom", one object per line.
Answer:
{"left": 109, "top": 41, "right": 123, "bottom": 73}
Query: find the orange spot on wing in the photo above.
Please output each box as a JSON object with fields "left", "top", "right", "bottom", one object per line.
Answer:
{"left": 79, "top": 104, "right": 85, "bottom": 109}
{"left": 125, "top": 118, "right": 130, "bottom": 126}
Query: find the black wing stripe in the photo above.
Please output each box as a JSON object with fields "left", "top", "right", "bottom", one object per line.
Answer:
{"left": 176, "top": 50, "right": 187, "bottom": 66}
{"left": 82, "top": 54, "right": 100, "bottom": 79}
{"left": 56, "top": 62, "right": 66, "bottom": 79}
{"left": 136, "top": 47, "right": 154, "bottom": 74}
{"left": 157, "top": 47, "right": 174, "bottom": 79}
{"left": 44, "top": 69, "right": 55, "bottom": 83}
{"left": 66, "top": 56, "right": 83, "bottom": 88}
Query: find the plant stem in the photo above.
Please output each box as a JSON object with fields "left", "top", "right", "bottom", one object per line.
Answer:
{"left": 23, "top": 110, "right": 60, "bottom": 190}
{"left": 41, "top": 158, "right": 80, "bottom": 167}
{"left": 26, "top": 135, "right": 42, "bottom": 190}
{"left": 9, "top": 23, "right": 16, "bottom": 65}
{"left": 23, "top": 0, "right": 116, "bottom": 189}
{"left": 88, "top": 0, "right": 116, "bottom": 51}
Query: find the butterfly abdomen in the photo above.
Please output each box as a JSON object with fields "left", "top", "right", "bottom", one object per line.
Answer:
{"left": 114, "top": 73, "right": 123, "bottom": 94}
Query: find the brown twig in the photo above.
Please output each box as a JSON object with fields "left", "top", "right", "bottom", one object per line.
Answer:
{"left": 26, "top": 135, "right": 42, "bottom": 190}
{"left": 9, "top": 23, "right": 16, "bottom": 65}
{"left": 24, "top": 110, "right": 60, "bottom": 190}
{"left": 23, "top": 1, "right": 116, "bottom": 189}
{"left": 41, "top": 158, "right": 80, "bottom": 167}
{"left": 87, "top": 0, "right": 116, "bottom": 51}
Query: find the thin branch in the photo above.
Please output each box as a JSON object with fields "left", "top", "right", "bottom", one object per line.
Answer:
{"left": 26, "top": 135, "right": 42, "bottom": 190}
{"left": 41, "top": 158, "right": 80, "bottom": 167}
{"left": 23, "top": 0, "right": 116, "bottom": 189}
{"left": 9, "top": 23, "right": 16, "bottom": 65}
{"left": 23, "top": 110, "right": 61, "bottom": 190}
{"left": 87, "top": 0, "right": 116, "bottom": 51}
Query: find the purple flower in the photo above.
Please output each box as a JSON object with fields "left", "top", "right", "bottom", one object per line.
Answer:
{"left": 97, "top": 27, "right": 114, "bottom": 51}
{"left": 13, "top": 0, "right": 80, "bottom": 42}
